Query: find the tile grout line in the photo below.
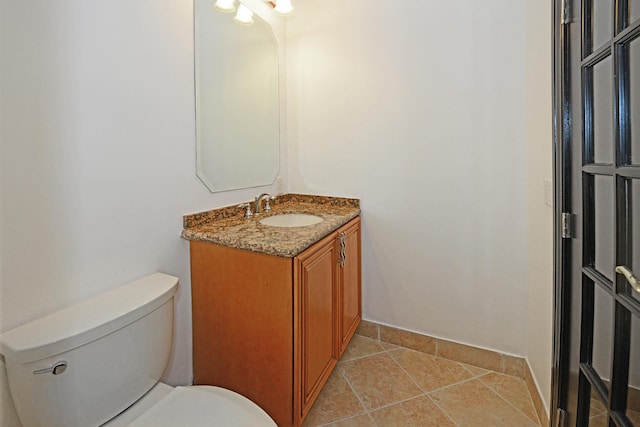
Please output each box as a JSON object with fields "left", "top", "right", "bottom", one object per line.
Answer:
{"left": 338, "top": 344, "right": 456, "bottom": 427}
{"left": 424, "top": 394, "right": 461, "bottom": 427}
{"left": 425, "top": 373, "right": 487, "bottom": 395}
{"left": 338, "top": 348, "right": 387, "bottom": 364}
{"left": 384, "top": 345, "right": 460, "bottom": 426}
{"left": 345, "top": 332, "right": 541, "bottom": 427}
{"left": 354, "top": 333, "right": 500, "bottom": 424}
{"left": 385, "top": 347, "right": 430, "bottom": 395}
{"left": 459, "top": 363, "right": 488, "bottom": 379}
{"left": 380, "top": 341, "right": 490, "bottom": 392}
{"left": 476, "top": 375, "right": 541, "bottom": 426}
{"left": 317, "top": 411, "right": 375, "bottom": 427}
{"left": 358, "top": 334, "right": 524, "bottom": 398}
{"left": 330, "top": 333, "right": 405, "bottom": 426}
{"left": 359, "top": 324, "right": 528, "bottom": 380}
{"left": 333, "top": 363, "right": 379, "bottom": 427}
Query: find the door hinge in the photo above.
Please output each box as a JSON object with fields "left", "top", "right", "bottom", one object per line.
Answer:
{"left": 561, "top": 213, "right": 574, "bottom": 239}
{"left": 561, "top": 0, "right": 571, "bottom": 24}
{"left": 555, "top": 408, "right": 567, "bottom": 427}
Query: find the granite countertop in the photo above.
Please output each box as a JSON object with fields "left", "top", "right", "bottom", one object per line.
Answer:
{"left": 181, "top": 194, "right": 360, "bottom": 257}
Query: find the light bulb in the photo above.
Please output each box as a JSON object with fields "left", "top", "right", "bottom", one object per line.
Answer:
{"left": 274, "top": 0, "right": 293, "bottom": 15}
{"left": 234, "top": 4, "right": 254, "bottom": 24}
{"left": 214, "top": 0, "right": 236, "bottom": 12}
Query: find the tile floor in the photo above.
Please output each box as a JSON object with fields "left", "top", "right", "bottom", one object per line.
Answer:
{"left": 302, "top": 334, "right": 542, "bottom": 427}
{"left": 589, "top": 398, "right": 640, "bottom": 426}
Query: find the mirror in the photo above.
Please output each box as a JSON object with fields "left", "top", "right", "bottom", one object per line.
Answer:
{"left": 194, "top": 0, "right": 280, "bottom": 192}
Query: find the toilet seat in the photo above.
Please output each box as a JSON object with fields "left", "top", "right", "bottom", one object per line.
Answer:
{"left": 126, "top": 386, "right": 276, "bottom": 427}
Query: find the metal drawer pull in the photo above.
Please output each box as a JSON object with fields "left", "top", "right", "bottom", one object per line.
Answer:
{"left": 33, "top": 361, "right": 67, "bottom": 375}
{"left": 338, "top": 232, "right": 346, "bottom": 268}
{"left": 615, "top": 266, "right": 640, "bottom": 293}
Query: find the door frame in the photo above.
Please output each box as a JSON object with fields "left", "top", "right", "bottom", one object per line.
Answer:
{"left": 551, "top": 0, "right": 572, "bottom": 425}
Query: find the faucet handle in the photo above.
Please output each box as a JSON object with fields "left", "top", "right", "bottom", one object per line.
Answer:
{"left": 264, "top": 195, "right": 276, "bottom": 212}
{"left": 238, "top": 203, "right": 253, "bottom": 218}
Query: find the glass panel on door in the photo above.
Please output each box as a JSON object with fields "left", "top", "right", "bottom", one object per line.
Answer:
{"left": 631, "top": 1, "right": 640, "bottom": 25}
{"left": 630, "top": 179, "right": 640, "bottom": 304}
{"left": 593, "top": 57, "right": 614, "bottom": 164}
{"left": 592, "top": 0, "right": 613, "bottom": 52}
{"left": 595, "top": 176, "right": 615, "bottom": 280}
{"left": 593, "top": 284, "right": 614, "bottom": 383}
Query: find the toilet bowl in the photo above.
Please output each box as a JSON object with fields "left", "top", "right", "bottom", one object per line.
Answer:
{"left": 105, "top": 382, "right": 275, "bottom": 427}
{"left": 0, "top": 273, "right": 276, "bottom": 427}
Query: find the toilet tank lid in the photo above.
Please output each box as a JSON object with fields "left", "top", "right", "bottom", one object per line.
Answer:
{"left": 0, "top": 273, "right": 179, "bottom": 364}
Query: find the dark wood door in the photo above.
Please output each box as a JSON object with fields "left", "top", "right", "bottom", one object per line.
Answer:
{"left": 553, "top": 0, "right": 640, "bottom": 425}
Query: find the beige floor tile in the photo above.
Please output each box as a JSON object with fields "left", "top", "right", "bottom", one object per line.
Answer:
{"left": 588, "top": 400, "right": 640, "bottom": 425}
{"left": 589, "top": 398, "right": 606, "bottom": 417}
{"left": 379, "top": 341, "right": 400, "bottom": 351}
{"left": 628, "top": 410, "right": 640, "bottom": 424}
{"left": 314, "top": 325, "right": 545, "bottom": 427}
{"left": 479, "top": 372, "right": 540, "bottom": 423}
{"left": 339, "top": 353, "right": 423, "bottom": 410}
{"left": 325, "top": 414, "right": 376, "bottom": 427}
{"left": 628, "top": 386, "right": 640, "bottom": 412}
{"left": 430, "top": 378, "right": 539, "bottom": 426}
{"left": 589, "top": 411, "right": 640, "bottom": 427}
{"left": 370, "top": 395, "right": 456, "bottom": 427}
{"left": 588, "top": 414, "right": 609, "bottom": 427}
{"left": 462, "top": 363, "right": 490, "bottom": 377}
{"left": 339, "top": 335, "right": 385, "bottom": 362}
{"left": 389, "top": 348, "right": 474, "bottom": 392}
{"left": 302, "top": 370, "right": 365, "bottom": 427}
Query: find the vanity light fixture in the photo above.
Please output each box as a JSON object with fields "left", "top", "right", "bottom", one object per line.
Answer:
{"left": 273, "top": 0, "right": 293, "bottom": 15}
{"left": 234, "top": 4, "right": 254, "bottom": 24}
{"left": 214, "top": 0, "right": 236, "bottom": 12}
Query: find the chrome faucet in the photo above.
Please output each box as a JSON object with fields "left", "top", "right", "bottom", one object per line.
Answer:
{"left": 254, "top": 193, "right": 275, "bottom": 214}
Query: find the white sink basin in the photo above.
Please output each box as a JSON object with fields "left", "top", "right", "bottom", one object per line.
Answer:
{"left": 259, "top": 213, "right": 324, "bottom": 227}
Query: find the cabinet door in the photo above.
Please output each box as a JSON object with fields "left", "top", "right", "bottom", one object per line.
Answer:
{"left": 295, "top": 235, "right": 337, "bottom": 419}
{"left": 336, "top": 217, "right": 362, "bottom": 357}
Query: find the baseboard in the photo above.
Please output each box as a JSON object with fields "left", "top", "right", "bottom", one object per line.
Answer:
{"left": 524, "top": 359, "right": 550, "bottom": 426}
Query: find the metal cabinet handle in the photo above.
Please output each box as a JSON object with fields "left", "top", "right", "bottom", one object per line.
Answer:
{"left": 338, "top": 232, "right": 346, "bottom": 268}
{"left": 615, "top": 266, "right": 640, "bottom": 293}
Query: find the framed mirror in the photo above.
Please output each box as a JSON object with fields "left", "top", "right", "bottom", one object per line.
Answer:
{"left": 194, "top": 0, "right": 280, "bottom": 192}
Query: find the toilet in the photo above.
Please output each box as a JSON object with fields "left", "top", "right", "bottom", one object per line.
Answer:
{"left": 0, "top": 273, "right": 276, "bottom": 427}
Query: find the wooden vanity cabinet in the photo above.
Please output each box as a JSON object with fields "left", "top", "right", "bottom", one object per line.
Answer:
{"left": 190, "top": 216, "right": 361, "bottom": 427}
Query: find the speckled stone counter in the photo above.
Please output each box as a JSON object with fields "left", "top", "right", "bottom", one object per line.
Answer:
{"left": 181, "top": 194, "right": 360, "bottom": 257}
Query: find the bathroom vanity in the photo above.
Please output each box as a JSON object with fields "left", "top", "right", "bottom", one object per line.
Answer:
{"left": 183, "top": 195, "right": 361, "bottom": 427}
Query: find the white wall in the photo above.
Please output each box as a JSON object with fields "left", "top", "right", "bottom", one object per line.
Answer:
{"left": 525, "top": 0, "right": 554, "bottom": 413}
{"left": 287, "top": 0, "right": 530, "bottom": 356}
{"left": 0, "top": 1, "right": 286, "bottom": 426}
{"left": 0, "top": 1, "right": 556, "bottom": 425}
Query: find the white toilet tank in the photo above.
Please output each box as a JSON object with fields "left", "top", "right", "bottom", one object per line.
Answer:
{"left": 0, "top": 273, "right": 179, "bottom": 427}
